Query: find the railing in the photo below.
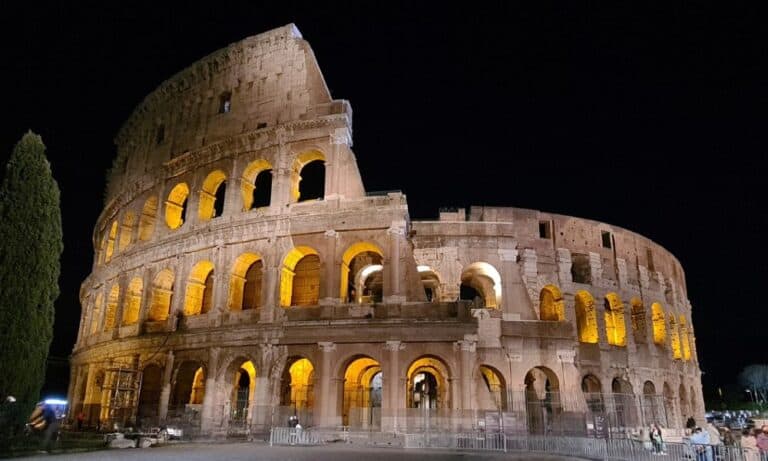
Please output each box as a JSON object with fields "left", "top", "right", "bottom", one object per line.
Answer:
{"left": 269, "top": 427, "right": 325, "bottom": 446}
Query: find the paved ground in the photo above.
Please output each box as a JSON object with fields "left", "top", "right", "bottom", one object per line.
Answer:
{"left": 26, "top": 442, "right": 592, "bottom": 460}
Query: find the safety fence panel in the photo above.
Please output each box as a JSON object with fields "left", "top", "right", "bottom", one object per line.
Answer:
{"left": 269, "top": 427, "right": 325, "bottom": 446}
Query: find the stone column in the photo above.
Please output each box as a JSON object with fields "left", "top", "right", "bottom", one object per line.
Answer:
{"left": 381, "top": 340, "right": 405, "bottom": 432}
{"left": 315, "top": 342, "right": 339, "bottom": 428}
{"left": 138, "top": 267, "right": 154, "bottom": 332}
{"left": 200, "top": 347, "right": 220, "bottom": 433}
{"left": 499, "top": 249, "right": 536, "bottom": 320}
{"left": 167, "top": 256, "right": 187, "bottom": 331}
{"left": 456, "top": 338, "right": 477, "bottom": 410}
{"left": 158, "top": 351, "right": 174, "bottom": 422}
{"left": 319, "top": 230, "right": 339, "bottom": 305}
{"left": 113, "top": 275, "right": 128, "bottom": 339}
{"left": 260, "top": 264, "right": 280, "bottom": 323}
{"left": 66, "top": 365, "right": 80, "bottom": 420}
{"left": 556, "top": 349, "right": 583, "bottom": 412}
{"left": 383, "top": 220, "right": 407, "bottom": 304}
{"left": 211, "top": 244, "right": 227, "bottom": 326}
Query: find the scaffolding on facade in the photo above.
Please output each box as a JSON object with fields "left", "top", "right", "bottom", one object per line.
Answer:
{"left": 103, "top": 363, "right": 143, "bottom": 430}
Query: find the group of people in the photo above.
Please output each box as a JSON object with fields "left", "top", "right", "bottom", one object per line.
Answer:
{"left": 739, "top": 425, "right": 768, "bottom": 461}
{"left": 647, "top": 417, "right": 768, "bottom": 461}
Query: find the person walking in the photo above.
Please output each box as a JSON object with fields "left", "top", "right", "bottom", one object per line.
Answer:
{"left": 650, "top": 423, "right": 664, "bottom": 454}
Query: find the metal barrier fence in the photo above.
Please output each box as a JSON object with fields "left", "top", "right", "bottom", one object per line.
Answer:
{"left": 403, "top": 433, "right": 759, "bottom": 461}
{"left": 269, "top": 426, "right": 325, "bottom": 446}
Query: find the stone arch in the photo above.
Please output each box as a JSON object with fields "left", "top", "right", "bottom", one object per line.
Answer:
{"left": 223, "top": 358, "right": 257, "bottom": 423}
{"left": 171, "top": 361, "right": 206, "bottom": 411}
{"left": 669, "top": 314, "right": 682, "bottom": 359}
{"left": 198, "top": 170, "right": 227, "bottom": 221}
{"left": 679, "top": 315, "right": 691, "bottom": 361}
{"left": 229, "top": 253, "right": 264, "bottom": 311}
{"left": 406, "top": 356, "right": 452, "bottom": 409}
{"left": 340, "top": 242, "right": 384, "bottom": 303}
{"left": 417, "top": 265, "right": 442, "bottom": 302}
{"left": 642, "top": 380, "right": 663, "bottom": 427}
{"left": 679, "top": 383, "right": 689, "bottom": 424}
{"left": 340, "top": 356, "right": 382, "bottom": 428}
{"left": 630, "top": 298, "right": 646, "bottom": 344}
{"left": 137, "top": 363, "right": 162, "bottom": 421}
{"left": 651, "top": 302, "right": 666, "bottom": 345}
{"left": 581, "top": 374, "right": 604, "bottom": 412}
{"left": 476, "top": 364, "right": 507, "bottom": 411}
{"left": 575, "top": 290, "right": 598, "bottom": 343}
{"left": 689, "top": 385, "right": 697, "bottom": 419}
{"left": 291, "top": 150, "right": 326, "bottom": 202}
{"left": 90, "top": 292, "right": 103, "bottom": 334}
{"left": 138, "top": 195, "right": 158, "bottom": 241}
{"left": 184, "top": 261, "right": 215, "bottom": 316}
{"left": 280, "top": 357, "right": 315, "bottom": 414}
{"left": 604, "top": 293, "right": 626, "bottom": 346}
{"left": 241, "top": 159, "right": 273, "bottom": 210}
{"left": 148, "top": 269, "right": 174, "bottom": 321}
{"left": 122, "top": 277, "right": 143, "bottom": 325}
{"left": 105, "top": 221, "right": 118, "bottom": 263}
{"left": 280, "top": 246, "right": 320, "bottom": 307}
{"left": 540, "top": 284, "right": 565, "bottom": 321}
{"left": 663, "top": 382, "right": 675, "bottom": 429}
{"left": 525, "top": 366, "right": 560, "bottom": 434}
{"left": 118, "top": 211, "right": 136, "bottom": 252}
{"left": 103, "top": 284, "right": 120, "bottom": 331}
{"left": 165, "top": 183, "right": 189, "bottom": 229}
{"left": 612, "top": 377, "right": 638, "bottom": 429}
{"left": 460, "top": 262, "right": 502, "bottom": 309}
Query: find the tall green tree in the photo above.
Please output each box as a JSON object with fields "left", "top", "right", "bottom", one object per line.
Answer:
{"left": 0, "top": 131, "right": 63, "bottom": 430}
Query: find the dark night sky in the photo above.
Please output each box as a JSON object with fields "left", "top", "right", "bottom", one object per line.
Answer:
{"left": 1, "top": 2, "right": 765, "bottom": 400}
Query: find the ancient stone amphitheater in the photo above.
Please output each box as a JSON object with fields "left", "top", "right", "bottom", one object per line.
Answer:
{"left": 68, "top": 24, "right": 703, "bottom": 438}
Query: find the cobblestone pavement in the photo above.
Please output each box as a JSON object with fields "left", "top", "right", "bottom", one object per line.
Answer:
{"left": 28, "top": 442, "right": 592, "bottom": 460}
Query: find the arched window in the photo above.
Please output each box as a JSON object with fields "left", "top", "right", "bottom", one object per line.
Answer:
{"left": 651, "top": 303, "right": 666, "bottom": 345}
{"left": 122, "top": 277, "right": 143, "bottom": 325}
{"left": 417, "top": 266, "right": 442, "bottom": 302}
{"left": 575, "top": 290, "right": 598, "bottom": 343}
{"left": 630, "top": 298, "right": 646, "bottom": 344}
{"left": 118, "top": 212, "right": 136, "bottom": 252}
{"left": 340, "top": 242, "right": 384, "bottom": 304}
{"left": 138, "top": 196, "right": 158, "bottom": 241}
{"left": 604, "top": 293, "right": 626, "bottom": 346}
{"left": 280, "top": 247, "right": 320, "bottom": 307}
{"left": 680, "top": 315, "right": 691, "bottom": 361}
{"left": 291, "top": 150, "right": 325, "bottom": 202}
{"left": 105, "top": 221, "right": 118, "bottom": 263}
{"left": 240, "top": 159, "right": 272, "bottom": 210}
{"left": 103, "top": 284, "right": 120, "bottom": 331}
{"left": 459, "top": 262, "right": 502, "bottom": 309}
{"left": 184, "top": 261, "right": 215, "bottom": 316}
{"left": 229, "top": 253, "right": 263, "bottom": 311}
{"left": 148, "top": 269, "right": 174, "bottom": 321}
{"left": 90, "top": 293, "right": 103, "bottom": 334}
{"left": 198, "top": 170, "right": 227, "bottom": 221}
{"left": 165, "top": 183, "right": 189, "bottom": 229}
{"left": 669, "top": 314, "right": 682, "bottom": 359}
{"left": 540, "top": 285, "right": 565, "bottom": 321}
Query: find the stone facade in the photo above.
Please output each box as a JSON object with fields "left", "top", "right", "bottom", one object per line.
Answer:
{"left": 69, "top": 24, "right": 704, "bottom": 437}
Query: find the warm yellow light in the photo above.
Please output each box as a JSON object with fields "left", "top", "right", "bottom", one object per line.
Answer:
{"left": 460, "top": 262, "right": 502, "bottom": 309}
{"left": 148, "top": 269, "right": 174, "bottom": 321}
{"left": 118, "top": 211, "right": 135, "bottom": 253}
{"left": 604, "top": 293, "right": 626, "bottom": 347}
{"left": 190, "top": 367, "right": 205, "bottom": 404}
{"left": 198, "top": 170, "right": 227, "bottom": 221}
{"left": 241, "top": 159, "right": 272, "bottom": 211}
{"left": 540, "top": 285, "right": 565, "bottom": 321}
{"left": 103, "top": 284, "right": 120, "bottom": 331}
{"left": 165, "top": 183, "right": 189, "bottom": 229}
{"left": 340, "top": 242, "right": 384, "bottom": 302}
{"left": 291, "top": 150, "right": 325, "bottom": 202}
{"left": 680, "top": 315, "right": 691, "bottom": 361}
{"left": 280, "top": 246, "right": 319, "bottom": 307}
{"left": 138, "top": 195, "right": 158, "bottom": 241}
{"left": 229, "top": 253, "right": 262, "bottom": 310}
{"left": 184, "top": 261, "right": 214, "bottom": 315}
{"left": 651, "top": 302, "right": 666, "bottom": 345}
{"left": 630, "top": 298, "right": 646, "bottom": 343}
{"left": 575, "top": 290, "right": 598, "bottom": 343}
{"left": 105, "top": 221, "right": 118, "bottom": 262}
{"left": 122, "top": 277, "right": 143, "bottom": 325}
{"left": 669, "top": 314, "right": 682, "bottom": 359}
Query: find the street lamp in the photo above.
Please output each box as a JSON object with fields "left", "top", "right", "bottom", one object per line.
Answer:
{"left": 746, "top": 389, "right": 756, "bottom": 405}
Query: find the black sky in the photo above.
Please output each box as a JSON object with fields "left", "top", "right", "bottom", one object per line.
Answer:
{"left": 1, "top": 2, "right": 765, "bottom": 400}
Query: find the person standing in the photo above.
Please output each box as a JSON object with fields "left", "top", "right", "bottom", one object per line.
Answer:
{"left": 40, "top": 404, "right": 59, "bottom": 453}
{"left": 756, "top": 426, "right": 768, "bottom": 459}
{"left": 76, "top": 411, "right": 85, "bottom": 431}
{"left": 741, "top": 428, "right": 759, "bottom": 461}
{"left": 650, "top": 423, "right": 664, "bottom": 454}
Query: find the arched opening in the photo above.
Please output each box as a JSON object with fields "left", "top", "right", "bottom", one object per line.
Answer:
{"left": 642, "top": 381, "right": 663, "bottom": 427}
{"left": 241, "top": 159, "right": 273, "bottom": 210}
{"left": 604, "top": 293, "right": 626, "bottom": 346}
{"left": 575, "top": 290, "right": 599, "bottom": 343}
{"left": 90, "top": 293, "right": 103, "bottom": 335}
{"left": 280, "top": 246, "right": 320, "bottom": 307}
{"left": 280, "top": 357, "right": 315, "bottom": 426}
{"left": 459, "top": 262, "right": 502, "bottom": 309}
{"left": 105, "top": 221, "right": 118, "bottom": 262}
{"left": 663, "top": 382, "right": 675, "bottom": 429}
{"left": 407, "top": 356, "right": 450, "bottom": 410}
{"left": 417, "top": 266, "right": 442, "bottom": 302}
{"left": 582, "top": 374, "right": 604, "bottom": 412}
{"left": 103, "top": 284, "right": 120, "bottom": 331}
{"left": 122, "top": 277, "right": 143, "bottom": 325}
{"left": 651, "top": 303, "right": 666, "bottom": 345}
{"left": 630, "top": 298, "right": 646, "bottom": 344}
{"left": 184, "top": 261, "right": 214, "bottom": 316}
{"left": 294, "top": 152, "right": 325, "bottom": 202}
{"left": 171, "top": 362, "right": 205, "bottom": 418}
{"left": 118, "top": 211, "right": 136, "bottom": 252}
{"left": 138, "top": 196, "right": 158, "bottom": 241}
{"left": 477, "top": 365, "right": 507, "bottom": 411}
{"left": 148, "top": 269, "right": 174, "bottom": 322}
{"left": 611, "top": 378, "right": 637, "bottom": 430}
{"left": 689, "top": 386, "right": 697, "bottom": 420}
{"left": 669, "top": 314, "right": 682, "bottom": 359}
{"left": 230, "top": 361, "right": 256, "bottom": 423}
{"left": 679, "top": 315, "right": 691, "bottom": 361}
{"left": 540, "top": 285, "right": 565, "bottom": 321}
{"left": 340, "top": 242, "right": 384, "bottom": 304}
{"left": 229, "top": 253, "right": 263, "bottom": 311}
{"left": 137, "top": 364, "right": 162, "bottom": 422}
{"left": 525, "top": 367, "right": 560, "bottom": 435}
{"left": 198, "top": 170, "right": 227, "bottom": 221}
{"left": 165, "top": 183, "right": 189, "bottom": 229}
{"left": 679, "top": 384, "right": 689, "bottom": 425}
{"left": 342, "top": 356, "right": 382, "bottom": 429}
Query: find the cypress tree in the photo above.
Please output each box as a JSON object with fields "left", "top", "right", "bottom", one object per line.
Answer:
{"left": 0, "top": 131, "right": 63, "bottom": 431}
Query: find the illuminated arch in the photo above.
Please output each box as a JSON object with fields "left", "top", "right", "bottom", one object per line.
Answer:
{"left": 604, "top": 293, "right": 626, "bottom": 346}
{"left": 630, "top": 298, "right": 647, "bottom": 344}
{"left": 90, "top": 292, "right": 103, "bottom": 334}
{"left": 229, "top": 253, "right": 263, "bottom": 311}
{"left": 171, "top": 362, "right": 206, "bottom": 408}
{"left": 460, "top": 262, "right": 502, "bottom": 308}
{"left": 148, "top": 269, "right": 174, "bottom": 321}
{"left": 669, "top": 314, "right": 682, "bottom": 359}
{"left": 280, "top": 246, "right": 320, "bottom": 307}
{"left": 184, "top": 261, "right": 215, "bottom": 316}
{"left": 122, "top": 277, "right": 143, "bottom": 325}
{"left": 342, "top": 356, "right": 382, "bottom": 427}
{"left": 340, "top": 242, "right": 384, "bottom": 303}
{"left": 198, "top": 170, "right": 227, "bottom": 221}
{"left": 477, "top": 365, "right": 507, "bottom": 411}
{"left": 651, "top": 302, "right": 666, "bottom": 345}
{"left": 118, "top": 211, "right": 136, "bottom": 252}
{"left": 241, "top": 159, "right": 273, "bottom": 211}
{"left": 642, "top": 380, "right": 663, "bottom": 425}
{"left": 575, "top": 290, "right": 598, "bottom": 343}
{"left": 407, "top": 356, "right": 451, "bottom": 409}
{"left": 190, "top": 367, "right": 206, "bottom": 404}
{"left": 679, "top": 315, "right": 691, "bottom": 361}
{"left": 165, "top": 183, "right": 189, "bottom": 229}
{"left": 138, "top": 196, "right": 158, "bottom": 241}
{"left": 417, "top": 265, "right": 442, "bottom": 302}
{"left": 540, "top": 284, "right": 565, "bottom": 321}
{"left": 291, "top": 150, "right": 326, "bottom": 202}
{"left": 103, "top": 284, "right": 120, "bottom": 331}
{"left": 280, "top": 357, "right": 315, "bottom": 411}
{"left": 612, "top": 377, "right": 638, "bottom": 428}
{"left": 228, "top": 359, "right": 257, "bottom": 422}
{"left": 104, "top": 221, "right": 118, "bottom": 263}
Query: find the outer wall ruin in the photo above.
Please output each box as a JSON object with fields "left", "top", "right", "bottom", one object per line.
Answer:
{"left": 68, "top": 24, "right": 703, "bottom": 437}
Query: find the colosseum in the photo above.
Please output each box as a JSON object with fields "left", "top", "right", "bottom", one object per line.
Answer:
{"left": 68, "top": 24, "right": 704, "bottom": 438}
